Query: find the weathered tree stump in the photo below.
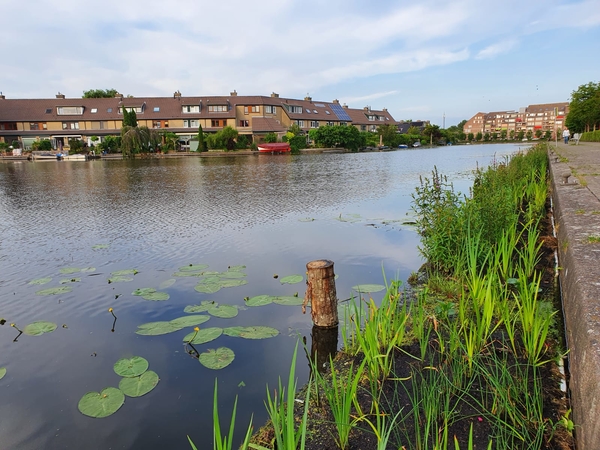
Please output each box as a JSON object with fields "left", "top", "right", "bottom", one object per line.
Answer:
{"left": 303, "top": 259, "right": 338, "bottom": 328}
{"left": 310, "top": 325, "right": 339, "bottom": 373}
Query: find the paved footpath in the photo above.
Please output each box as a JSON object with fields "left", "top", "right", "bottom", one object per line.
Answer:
{"left": 548, "top": 140, "right": 600, "bottom": 450}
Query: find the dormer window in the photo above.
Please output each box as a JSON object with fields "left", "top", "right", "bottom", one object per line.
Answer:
{"left": 57, "top": 106, "right": 84, "bottom": 115}
{"left": 182, "top": 105, "right": 200, "bottom": 113}
{"left": 208, "top": 105, "right": 228, "bottom": 112}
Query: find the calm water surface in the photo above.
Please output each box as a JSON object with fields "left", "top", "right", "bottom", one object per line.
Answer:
{"left": 0, "top": 144, "right": 525, "bottom": 449}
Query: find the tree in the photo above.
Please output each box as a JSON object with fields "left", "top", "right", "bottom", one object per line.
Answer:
{"left": 475, "top": 132, "right": 483, "bottom": 141}
{"left": 565, "top": 81, "right": 600, "bottom": 133}
{"left": 122, "top": 108, "right": 138, "bottom": 127}
{"left": 197, "top": 124, "right": 207, "bottom": 152}
{"left": 517, "top": 130, "right": 525, "bottom": 140}
{"left": 535, "top": 129, "right": 543, "bottom": 139}
{"left": 83, "top": 89, "right": 118, "bottom": 98}
{"left": 457, "top": 119, "right": 467, "bottom": 131}
{"left": 406, "top": 126, "right": 421, "bottom": 136}
{"left": 377, "top": 123, "right": 399, "bottom": 147}
{"left": 544, "top": 130, "right": 552, "bottom": 140}
{"left": 236, "top": 135, "right": 249, "bottom": 149}
{"left": 468, "top": 132, "right": 474, "bottom": 142}
{"left": 526, "top": 130, "right": 533, "bottom": 140}
{"left": 220, "top": 126, "right": 239, "bottom": 150}
{"left": 264, "top": 132, "right": 278, "bottom": 143}
{"left": 509, "top": 130, "right": 515, "bottom": 140}
{"left": 422, "top": 124, "right": 441, "bottom": 145}
{"left": 500, "top": 130, "right": 507, "bottom": 140}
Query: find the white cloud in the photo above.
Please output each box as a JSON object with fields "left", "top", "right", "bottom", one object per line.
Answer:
{"left": 475, "top": 39, "right": 519, "bottom": 60}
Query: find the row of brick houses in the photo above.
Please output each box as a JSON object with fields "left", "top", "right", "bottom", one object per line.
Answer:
{"left": 463, "top": 102, "right": 569, "bottom": 138}
{"left": 0, "top": 91, "right": 400, "bottom": 151}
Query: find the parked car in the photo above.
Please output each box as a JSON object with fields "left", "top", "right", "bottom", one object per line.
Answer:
{"left": 398, "top": 144, "right": 408, "bottom": 149}
{"left": 413, "top": 142, "right": 421, "bottom": 148}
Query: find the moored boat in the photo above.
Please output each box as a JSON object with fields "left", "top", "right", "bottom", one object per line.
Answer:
{"left": 257, "top": 143, "right": 291, "bottom": 154}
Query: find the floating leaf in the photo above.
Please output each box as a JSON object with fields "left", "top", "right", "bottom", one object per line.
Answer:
{"left": 273, "top": 296, "right": 304, "bottom": 306}
{"left": 178, "top": 264, "right": 209, "bottom": 272}
{"left": 28, "top": 277, "right": 52, "bottom": 285}
{"left": 184, "top": 301, "right": 216, "bottom": 313}
{"left": 36, "top": 286, "right": 72, "bottom": 296}
{"left": 169, "top": 315, "right": 210, "bottom": 327}
{"left": 223, "top": 326, "right": 279, "bottom": 339}
{"left": 298, "top": 218, "right": 315, "bottom": 222}
{"left": 218, "top": 279, "right": 248, "bottom": 288}
{"left": 136, "top": 321, "right": 184, "bottom": 336}
{"left": 0, "top": 367, "right": 6, "bottom": 380}
{"left": 172, "top": 271, "right": 203, "bottom": 277}
{"left": 227, "top": 265, "right": 246, "bottom": 271}
{"left": 246, "top": 295, "right": 273, "bottom": 307}
{"left": 81, "top": 267, "right": 96, "bottom": 273}
{"left": 159, "top": 279, "right": 176, "bottom": 289}
{"left": 60, "top": 278, "right": 81, "bottom": 284}
{"left": 194, "top": 283, "right": 221, "bottom": 294}
{"left": 279, "top": 275, "right": 303, "bottom": 285}
{"left": 78, "top": 387, "right": 125, "bottom": 418}
{"left": 60, "top": 267, "right": 81, "bottom": 274}
{"left": 220, "top": 271, "right": 247, "bottom": 279}
{"left": 111, "top": 269, "right": 138, "bottom": 276}
{"left": 142, "top": 291, "right": 169, "bottom": 301}
{"left": 183, "top": 327, "right": 223, "bottom": 345}
{"left": 114, "top": 356, "right": 149, "bottom": 378}
{"left": 119, "top": 370, "right": 159, "bottom": 397}
{"left": 108, "top": 276, "right": 134, "bottom": 283}
{"left": 199, "top": 347, "right": 235, "bottom": 370}
{"left": 24, "top": 321, "right": 57, "bottom": 336}
{"left": 92, "top": 244, "right": 109, "bottom": 250}
{"left": 352, "top": 284, "right": 386, "bottom": 293}
{"left": 132, "top": 288, "right": 157, "bottom": 296}
{"left": 201, "top": 276, "right": 222, "bottom": 284}
{"left": 201, "top": 271, "right": 221, "bottom": 276}
{"left": 207, "top": 305, "right": 238, "bottom": 319}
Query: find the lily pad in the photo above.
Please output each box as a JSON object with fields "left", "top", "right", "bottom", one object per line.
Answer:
{"left": 36, "top": 286, "right": 72, "bottom": 296}
{"left": 28, "top": 277, "right": 52, "bottom": 285}
{"left": 172, "top": 271, "right": 203, "bottom": 277}
{"left": 132, "top": 288, "right": 157, "bottom": 296}
{"left": 219, "top": 271, "right": 247, "bottom": 279}
{"left": 217, "top": 279, "right": 248, "bottom": 288}
{"left": 169, "top": 315, "right": 210, "bottom": 327}
{"left": 194, "top": 283, "right": 221, "bottom": 294}
{"left": 108, "top": 276, "right": 134, "bottom": 283}
{"left": 227, "top": 265, "right": 246, "bottom": 271}
{"left": 298, "top": 218, "right": 315, "bottom": 222}
{"left": 159, "top": 279, "right": 176, "bottom": 289}
{"left": 111, "top": 269, "right": 138, "bottom": 276}
{"left": 92, "top": 244, "right": 109, "bottom": 250}
{"left": 24, "top": 321, "right": 58, "bottom": 336}
{"left": 178, "top": 264, "right": 209, "bottom": 272}
{"left": 199, "top": 347, "right": 235, "bottom": 370}
{"left": 184, "top": 301, "right": 216, "bottom": 313}
{"left": 352, "top": 284, "right": 386, "bottom": 293}
{"left": 114, "top": 356, "right": 149, "bottom": 378}
{"left": 207, "top": 305, "right": 238, "bottom": 319}
{"left": 60, "top": 277, "right": 81, "bottom": 284}
{"left": 136, "top": 321, "right": 184, "bottom": 336}
{"left": 60, "top": 267, "right": 81, "bottom": 274}
{"left": 0, "top": 367, "right": 6, "bottom": 380}
{"left": 273, "top": 296, "right": 304, "bottom": 306}
{"left": 142, "top": 291, "right": 169, "bottom": 301}
{"left": 78, "top": 387, "right": 125, "bottom": 418}
{"left": 246, "top": 295, "right": 273, "bottom": 307}
{"left": 223, "top": 326, "right": 279, "bottom": 339}
{"left": 279, "top": 275, "right": 303, "bottom": 285}
{"left": 183, "top": 327, "right": 223, "bottom": 345}
{"left": 81, "top": 267, "right": 96, "bottom": 273}
{"left": 119, "top": 370, "right": 159, "bottom": 398}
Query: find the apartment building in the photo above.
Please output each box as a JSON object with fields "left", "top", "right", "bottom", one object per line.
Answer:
{"left": 0, "top": 91, "right": 398, "bottom": 150}
{"left": 464, "top": 102, "right": 569, "bottom": 137}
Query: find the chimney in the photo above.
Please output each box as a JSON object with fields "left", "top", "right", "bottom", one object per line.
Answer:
{"left": 363, "top": 106, "right": 369, "bottom": 111}
{"left": 383, "top": 108, "right": 387, "bottom": 112}
{"left": 343, "top": 104, "right": 348, "bottom": 109}
{"left": 304, "top": 95, "right": 312, "bottom": 102}
{"left": 174, "top": 90, "right": 182, "bottom": 99}
{"left": 115, "top": 92, "right": 123, "bottom": 99}
{"left": 230, "top": 90, "right": 237, "bottom": 96}
{"left": 271, "top": 92, "right": 279, "bottom": 98}
{"left": 332, "top": 99, "right": 340, "bottom": 104}
{"left": 0, "top": 92, "right": 4, "bottom": 100}
{"left": 56, "top": 92, "right": 65, "bottom": 99}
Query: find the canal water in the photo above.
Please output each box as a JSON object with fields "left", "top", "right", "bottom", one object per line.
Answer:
{"left": 0, "top": 144, "right": 524, "bottom": 449}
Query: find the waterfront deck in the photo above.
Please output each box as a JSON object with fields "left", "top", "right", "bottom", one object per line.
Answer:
{"left": 549, "top": 140, "right": 600, "bottom": 449}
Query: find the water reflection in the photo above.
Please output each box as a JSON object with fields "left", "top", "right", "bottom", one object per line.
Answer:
{"left": 0, "top": 144, "right": 523, "bottom": 449}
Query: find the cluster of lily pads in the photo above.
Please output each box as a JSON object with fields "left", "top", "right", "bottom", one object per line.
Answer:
{"left": 78, "top": 355, "right": 159, "bottom": 418}
{"left": 297, "top": 213, "right": 417, "bottom": 229}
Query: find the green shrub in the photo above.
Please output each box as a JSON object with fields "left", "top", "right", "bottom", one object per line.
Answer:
{"left": 580, "top": 130, "right": 600, "bottom": 142}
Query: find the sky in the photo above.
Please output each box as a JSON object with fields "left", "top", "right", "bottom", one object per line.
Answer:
{"left": 1, "top": 0, "right": 599, "bottom": 126}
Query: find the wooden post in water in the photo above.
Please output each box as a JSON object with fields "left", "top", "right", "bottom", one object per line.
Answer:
{"left": 303, "top": 259, "right": 338, "bottom": 328}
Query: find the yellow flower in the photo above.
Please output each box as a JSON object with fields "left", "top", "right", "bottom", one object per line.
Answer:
{"left": 108, "top": 308, "right": 113, "bottom": 312}
{"left": 10, "top": 323, "right": 15, "bottom": 327}
{"left": 194, "top": 327, "right": 200, "bottom": 332}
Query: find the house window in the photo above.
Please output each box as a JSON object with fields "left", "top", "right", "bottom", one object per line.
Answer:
{"left": 211, "top": 119, "right": 224, "bottom": 127}
{"left": 182, "top": 105, "right": 200, "bottom": 113}
{"left": 208, "top": 105, "right": 228, "bottom": 112}
{"left": 183, "top": 120, "right": 199, "bottom": 128}
{"left": 91, "top": 108, "right": 98, "bottom": 113}
{"left": 0, "top": 122, "right": 17, "bottom": 130}
{"left": 244, "top": 106, "right": 249, "bottom": 114}
{"left": 57, "top": 106, "right": 83, "bottom": 115}
{"left": 107, "top": 108, "right": 113, "bottom": 113}
{"left": 153, "top": 107, "right": 160, "bottom": 112}
{"left": 62, "top": 122, "right": 80, "bottom": 130}
{"left": 326, "top": 121, "right": 334, "bottom": 126}
{"left": 265, "top": 105, "right": 276, "bottom": 114}
{"left": 288, "top": 105, "right": 302, "bottom": 114}
{"left": 91, "top": 121, "right": 107, "bottom": 130}
{"left": 239, "top": 120, "right": 249, "bottom": 127}
{"left": 361, "top": 125, "right": 366, "bottom": 131}
{"left": 119, "top": 106, "right": 143, "bottom": 114}
{"left": 153, "top": 121, "right": 162, "bottom": 129}
{"left": 379, "top": 116, "right": 385, "bottom": 121}
{"left": 306, "top": 109, "right": 311, "bottom": 114}
{"left": 296, "top": 120, "right": 304, "bottom": 127}
{"left": 30, "top": 123, "right": 40, "bottom": 130}
{"left": 252, "top": 106, "right": 259, "bottom": 113}
{"left": 325, "top": 111, "right": 330, "bottom": 115}
{"left": 310, "top": 121, "right": 318, "bottom": 128}
{"left": 45, "top": 108, "right": 52, "bottom": 114}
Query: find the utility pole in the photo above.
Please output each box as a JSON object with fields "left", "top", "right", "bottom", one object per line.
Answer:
{"left": 443, "top": 112, "right": 445, "bottom": 129}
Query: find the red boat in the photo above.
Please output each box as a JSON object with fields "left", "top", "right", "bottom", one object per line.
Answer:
{"left": 257, "top": 143, "right": 291, "bottom": 153}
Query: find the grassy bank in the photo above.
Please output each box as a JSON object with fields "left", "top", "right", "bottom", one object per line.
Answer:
{"left": 194, "top": 143, "right": 574, "bottom": 450}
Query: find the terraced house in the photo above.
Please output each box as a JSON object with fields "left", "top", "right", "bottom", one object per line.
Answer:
{"left": 0, "top": 91, "right": 397, "bottom": 151}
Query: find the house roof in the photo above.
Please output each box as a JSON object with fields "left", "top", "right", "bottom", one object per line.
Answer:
{"left": 251, "top": 117, "right": 286, "bottom": 133}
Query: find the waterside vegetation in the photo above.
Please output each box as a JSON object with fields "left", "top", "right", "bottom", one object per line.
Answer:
{"left": 194, "top": 143, "right": 574, "bottom": 450}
